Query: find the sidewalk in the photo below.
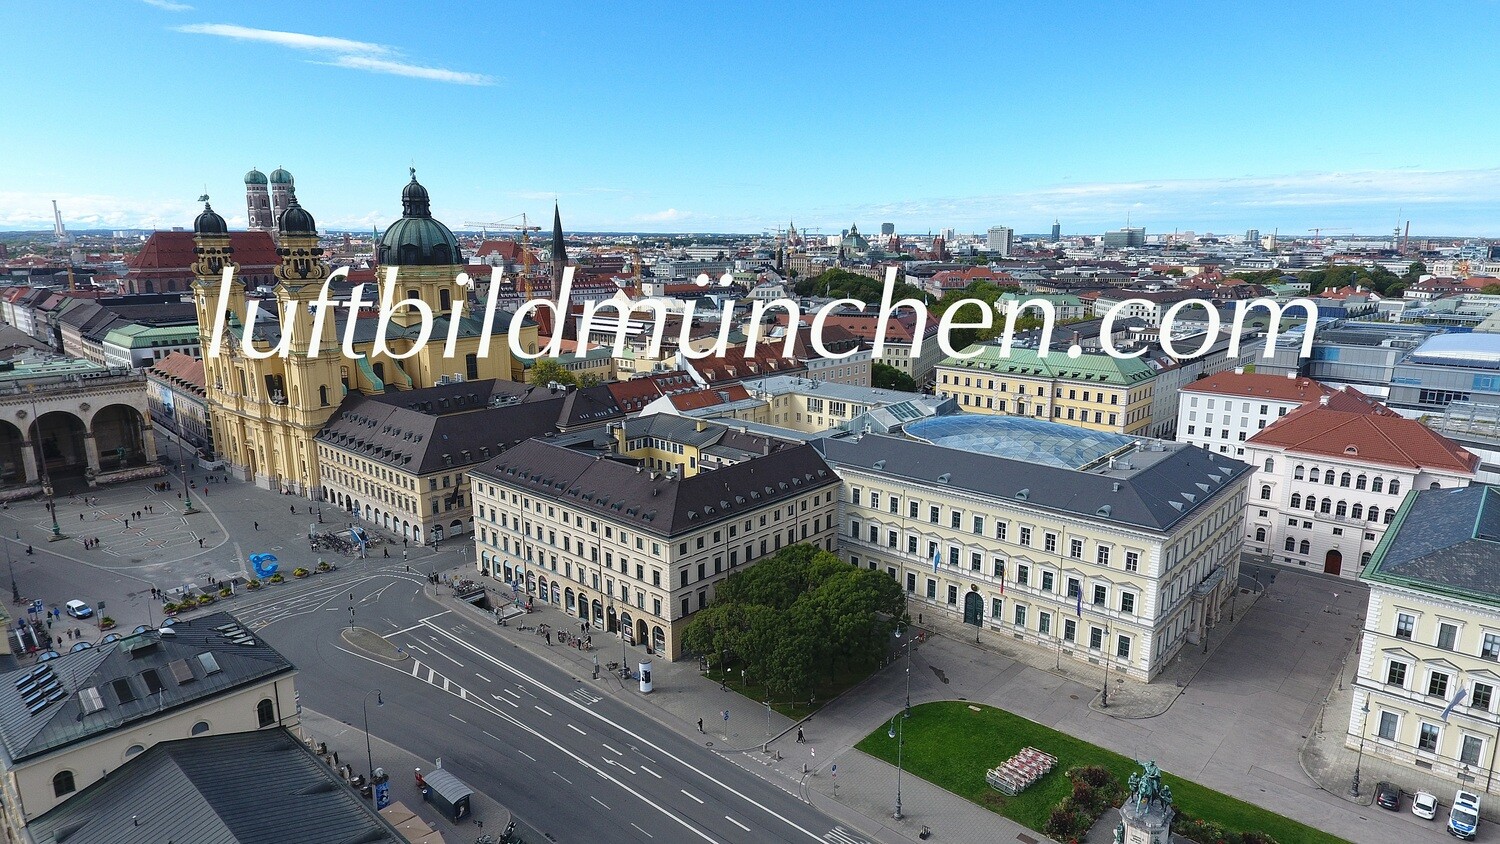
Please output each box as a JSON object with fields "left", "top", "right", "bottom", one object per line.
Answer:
{"left": 436, "top": 566, "right": 1058, "bottom": 844}
{"left": 1300, "top": 636, "right": 1500, "bottom": 821}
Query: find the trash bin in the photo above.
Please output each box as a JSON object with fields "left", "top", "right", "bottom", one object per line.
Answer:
{"left": 639, "top": 660, "right": 653, "bottom": 694}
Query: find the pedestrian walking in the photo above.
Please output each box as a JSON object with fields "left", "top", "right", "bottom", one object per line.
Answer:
{"left": 402, "top": 550, "right": 408, "bottom": 561}
{"left": 198, "top": 538, "right": 204, "bottom": 547}
{"left": 253, "top": 521, "right": 259, "bottom": 530}
{"left": 698, "top": 718, "right": 704, "bottom": 733}
{"left": 290, "top": 505, "right": 295, "bottom": 514}
{"left": 797, "top": 727, "right": 805, "bottom": 744}
{"left": 383, "top": 548, "right": 389, "bottom": 558}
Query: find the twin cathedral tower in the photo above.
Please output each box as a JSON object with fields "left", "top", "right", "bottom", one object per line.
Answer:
{"left": 189, "top": 169, "right": 544, "bottom": 495}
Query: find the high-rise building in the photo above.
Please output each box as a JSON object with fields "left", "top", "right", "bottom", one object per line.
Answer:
{"left": 986, "top": 226, "right": 1014, "bottom": 256}
{"left": 941, "top": 228, "right": 955, "bottom": 242}
{"left": 1051, "top": 220, "right": 1061, "bottom": 242}
{"left": 1245, "top": 229, "right": 1260, "bottom": 247}
{"left": 244, "top": 169, "right": 273, "bottom": 231}
{"left": 880, "top": 222, "right": 895, "bottom": 236}
{"left": 1103, "top": 227, "right": 1146, "bottom": 249}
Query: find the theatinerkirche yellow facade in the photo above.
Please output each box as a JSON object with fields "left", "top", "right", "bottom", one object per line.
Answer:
{"left": 191, "top": 171, "right": 539, "bottom": 495}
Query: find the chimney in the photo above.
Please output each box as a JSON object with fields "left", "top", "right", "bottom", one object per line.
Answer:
{"left": 1233, "top": 366, "right": 1244, "bottom": 375}
{"left": 1319, "top": 395, "right": 1330, "bottom": 406}
{"left": 696, "top": 420, "right": 706, "bottom": 432}
{"left": 1286, "top": 371, "right": 1297, "bottom": 380}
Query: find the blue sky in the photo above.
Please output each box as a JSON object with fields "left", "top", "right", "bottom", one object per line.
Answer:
{"left": 4, "top": 0, "right": 1499, "bottom": 236}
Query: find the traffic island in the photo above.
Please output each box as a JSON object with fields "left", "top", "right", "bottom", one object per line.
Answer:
{"left": 341, "top": 626, "right": 411, "bottom": 663}
{"left": 855, "top": 701, "right": 1347, "bottom": 844}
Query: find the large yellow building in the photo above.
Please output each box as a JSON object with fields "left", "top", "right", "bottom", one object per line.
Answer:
{"left": 191, "top": 172, "right": 538, "bottom": 494}
{"left": 935, "top": 345, "right": 1156, "bottom": 436}
{"left": 1352, "top": 485, "right": 1500, "bottom": 796}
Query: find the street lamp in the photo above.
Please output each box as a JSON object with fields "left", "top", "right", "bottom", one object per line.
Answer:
{"left": 28, "top": 399, "right": 65, "bottom": 542}
{"left": 4, "top": 539, "right": 18, "bottom": 604}
{"left": 894, "top": 624, "right": 914, "bottom": 718}
{"left": 180, "top": 451, "right": 197, "bottom": 515}
{"left": 888, "top": 714, "right": 905, "bottom": 820}
{"left": 1350, "top": 701, "right": 1369, "bottom": 798}
{"left": 1100, "top": 624, "right": 1111, "bottom": 709}
{"left": 363, "top": 689, "right": 384, "bottom": 802}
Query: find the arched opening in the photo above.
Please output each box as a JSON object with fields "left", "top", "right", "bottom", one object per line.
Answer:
{"left": 52, "top": 770, "right": 75, "bottom": 797}
{"left": 1324, "top": 549, "right": 1342, "bottom": 576}
{"left": 1299, "top": 539, "right": 1310, "bottom": 555}
{"left": 525, "top": 572, "right": 536, "bottom": 594}
{"left": 565, "top": 588, "right": 575, "bottom": 612}
{"left": 31, "top": 411, "right": 89, "bottom": 484}
{"left": 606, "top": 605, "right": 618, "bottom": 633}
{"left": 191, "top": 721, "right": 210, "bottom": 736}
{"left": 0, "top": 420, "right": 26, "bottom": 485}
{"left": 439, "top": 289, "right": 452, "bottom": 312}
{"left": 550, "top": 583, "right": 559, "bottom": 604}
{"left": 637, "top": 619, "right": 649, "bottom": 652}
{"left": 1254, "top": 527, "right": 1266, "bottom": 543}
{"left": 449, "top": 519, "right": 463, "bottom": 535}
{"left": 620, "top": 612, "right": 634, "bottom": 643}
{"left": 591, "top": 599, "right": 604, "bottom": 626}
{"left": 538, "top": 576, "right": 549, "bottom": 603}
{"left": 256, "top": 698, "right": 275, "bottom": 727}
{"left": 652, "top": 625, "right": 665, "bottom": 654}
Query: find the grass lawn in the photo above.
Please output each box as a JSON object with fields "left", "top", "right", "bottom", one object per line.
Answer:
{"left": 855, "top": 701, "right": 1347, "bottom": 844}
{"left": 703, "top": 665, "right": 874, "bottom": 719}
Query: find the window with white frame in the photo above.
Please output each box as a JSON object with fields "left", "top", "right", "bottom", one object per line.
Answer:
{"left": 1377, "top": 711, "right": 1398, "bottom": 740}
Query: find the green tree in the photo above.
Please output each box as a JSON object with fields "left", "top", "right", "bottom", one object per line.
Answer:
{"left": 579, "top": 372, "right": 601, "bottom": 387}
{"left": 872, "top": 362, "right": 917, "bottom": 392}
{"left": 527, "top": 359, "right": 576, "bottom": 387}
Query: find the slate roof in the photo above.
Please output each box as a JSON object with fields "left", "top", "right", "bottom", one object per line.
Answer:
{"left": 315, "top": 380, "right": 604, "bottom": 475}
{"left": 25, "top": 729, "right": 403, "bottom": 844}
{"left": 941, "top": 344, "right": 1157, "bottom": 385}
{"left": 0, "top": 612, "right": 293, "bottom": 765}
{"left": 814, "top": 430, "right": 1250, "bottom": 533}
{"left": 474, "top": 433, "right": 838, "bottom": 536}
{"left": 1362, "top": 484, "right": 1500, "bottom": 608}
{"left": 1248, "top": 401, "right": 1476, "bottom": 473}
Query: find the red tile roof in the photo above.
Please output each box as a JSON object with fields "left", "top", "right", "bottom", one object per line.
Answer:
{"left": 1249, "top": 400, "right": 1476, "bottom": 473}
{"left": 148, "top": 351, "right": 206, "bottom": 395}
{"left": 1182, "top": 371, "right": 1337, "bottom": 404}
{"left": 668, "top": 384, "right": 751, "bottom": 411}
{"left": 127, "top": 231, "right": 278, "bottom": 275}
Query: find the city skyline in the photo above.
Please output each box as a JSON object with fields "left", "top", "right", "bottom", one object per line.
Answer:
{"left": 4, "top": 1, "right": 1499, "bottom": 235}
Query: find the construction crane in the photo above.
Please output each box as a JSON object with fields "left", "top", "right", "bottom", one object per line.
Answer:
{"left": 1306, "top": 227, "right": 1351, "bottom": 247}
{"left": 463, "top": 214, "right": 542, "bottom": 297}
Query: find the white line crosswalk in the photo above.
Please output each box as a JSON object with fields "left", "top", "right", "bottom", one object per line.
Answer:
{"left": 567, "top": 688, "right": 602, "bottom": 705}
{"left": 823, "top": 826, "right": 871, "bottom": 844}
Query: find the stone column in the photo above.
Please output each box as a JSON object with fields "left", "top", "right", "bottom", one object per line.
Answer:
{"left": 142, "top": 424, "right": 159, "bottom": 464}
{"left": 19, "top": 440, "right": 38, "bottom": 485}
{"left": 82, "top": 433, "right": 101, "bottom": 475}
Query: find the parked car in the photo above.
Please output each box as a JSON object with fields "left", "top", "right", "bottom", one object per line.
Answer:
{"left": 64, "top": 600, "right": 93, "bottom": 619}
{"left": 1449, "top": 789, "right": 1481, "bottom": 840}
{"left": 1413, "top": 790, "right": 1438, "bottom": 820}
{"left": 1375, "top": 781, "right": 1401, "bottom": 811}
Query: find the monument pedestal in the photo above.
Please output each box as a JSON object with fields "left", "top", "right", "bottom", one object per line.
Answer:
{"left": 1113, "top": 760, "right": 1176, "bottom": 844}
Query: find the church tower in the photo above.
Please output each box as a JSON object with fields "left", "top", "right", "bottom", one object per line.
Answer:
{"left": 549, "top": 201, "right": 567, "bottom": 301}
{"left": 190, "top": 195, "right": 250, "bottom": 482}
{"left": 245, "top": 169, "right": 273, "bottom": 231}
{"left": 269, "top": 167, "right": 294, "bottom": 224}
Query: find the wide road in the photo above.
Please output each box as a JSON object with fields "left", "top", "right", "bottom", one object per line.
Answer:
{"left": 239, "top": 564, "right": 870, "bottom": 844}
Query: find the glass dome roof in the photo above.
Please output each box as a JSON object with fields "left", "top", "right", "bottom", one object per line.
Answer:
{"left": 904, "top": 415, "right": 1136, "bottom": 470}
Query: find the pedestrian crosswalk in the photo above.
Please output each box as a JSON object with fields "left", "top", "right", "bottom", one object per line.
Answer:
{"left": 823, "top": 825, "right": 870, "bottom": 844}
{"left": 567, "top": 688, "right": 602, "bottom": 706}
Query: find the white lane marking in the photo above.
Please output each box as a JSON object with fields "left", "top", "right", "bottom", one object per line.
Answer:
{"left": 421, "top": 621, "right": 821, "bottom": 842}
{"left": 631, "top": 823, "right": 653, "bottom": 838}
{"left": 476, "top": 673, "right": 491, "bottom": 683}
{"left": 606, "top": 758, "right": 637, "bottom": 775}
{"left": 418, "top": 610, "right": 452, "bottom": 623}
{"left": 726, "top": 817, "right": 750, "bottom": 832}
{"left": 553, "top": 771, "right": 572, "bottom": 785}
{"left": 602, "top": 743, "right": 623, "bottom": 756}
{"left": 591, "top": 796, "right": 610, "bottom": 810}
{"left": 568, "top": 724, "right": 586, "bottom": 736}
{"left": 534, "top": 705, "right": 552, "bottom": 716}
{"left": 503, "top": 689, "right": 521, "bottom": 699}
{"left": 450, "top": 713, "right": 466, "bottom": 723}
{"left": 640, "top": 765, "right": 662, "bottom": 779}
{"left": 491, "top": 694, "right": 518, "bottom": 708}
{"left": 519, "top": 750, "right": 537, "bottom": 762}
{"left": 428, "top": 648, "right": 463, "bottom": 668}
{"left": 682, "top": 790, "right": 703, "bottom": 804}
{"left": 405, "top": 643, "right": 428, "bottom": 654}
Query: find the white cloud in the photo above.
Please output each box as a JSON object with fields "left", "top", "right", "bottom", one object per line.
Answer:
{"left": 173, "top": 23, "right": 390, "bottom": 55}
{"left": 322, "top": 55, "right": 494, "bottom": 86}
{"left": 0, "top": 191, "right": 213, "bottom": 230}
{"left": 636, "top": 208, "right": 687, "bottom": 223}
{"left": 172, "top": 23, "right": 493, "bottom": 86}
{"left": 140, "top": 0, "right": 193, "bottom": 11}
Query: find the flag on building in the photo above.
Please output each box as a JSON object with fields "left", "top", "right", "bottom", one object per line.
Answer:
{"left": 1441, "top": 685, "right": 1469, "bottom": 722}
{"left": 932, "top": 548, "right": 941, "bottom": 573}
{"left": 1076, "top": 590, "right": 1082, "bottom": 617}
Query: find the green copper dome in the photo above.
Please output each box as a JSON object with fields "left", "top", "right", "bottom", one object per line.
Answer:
{"left": 277, "top": 188, "right": 316, "bottom": 234}
{"left": 269, "top": 167, "right": 294, "bottom": 185}
{"left": 378, "top": 169, "right": 461, "bottom": 266}
{"left": 194, "top": 198, "right": 228, "bottom": 235}
{"left": 244, "top": 168, "right": 268, "bottom": 185}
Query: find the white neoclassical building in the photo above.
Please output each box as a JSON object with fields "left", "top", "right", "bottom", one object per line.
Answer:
{"left": 1242, "top": 391, "right": 1477, "bottom": 577}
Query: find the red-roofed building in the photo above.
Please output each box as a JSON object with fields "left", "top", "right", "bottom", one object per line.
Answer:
{"left": 147, "top": 351, "right": 213, "bottom": 457}
{"left": 1404, "top": 276, "right": 1498, "bottom": 301}
{"left": 124, "top": 231, "right": 278, "bottom": 294}
{"left": 604, "top": 370, "right": 699, "bottom": 414}
{"left": 1241, "top": 392, "right": 1477, "bottom": 577}
{"left": 682, "top": 347, "right": 807, "bottom": 388}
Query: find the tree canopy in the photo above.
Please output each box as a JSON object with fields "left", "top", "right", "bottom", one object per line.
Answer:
{"left": 1297, "top": 264, "right": 1403, "bottom": 296}
{"left": 794, "top": 268, "right": 927, "bottom": 305}
{"left": 527, "top": 359, "right": 576, "bottom": 387}
{"left": 872, "top": 362, "right": 917, "bottom": 392}
{"left": 680, "top": 544, "right": 906, "bottom": 701}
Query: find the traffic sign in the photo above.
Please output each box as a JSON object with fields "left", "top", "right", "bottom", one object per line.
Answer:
{"left": 723, "top": 710, "right": 730, "bottom": 721}
{"left": 831, "top": 763, "right": 837, "bottom": 779}
{"left": 29, "top": 600, "right": 42, "bottom": 614}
